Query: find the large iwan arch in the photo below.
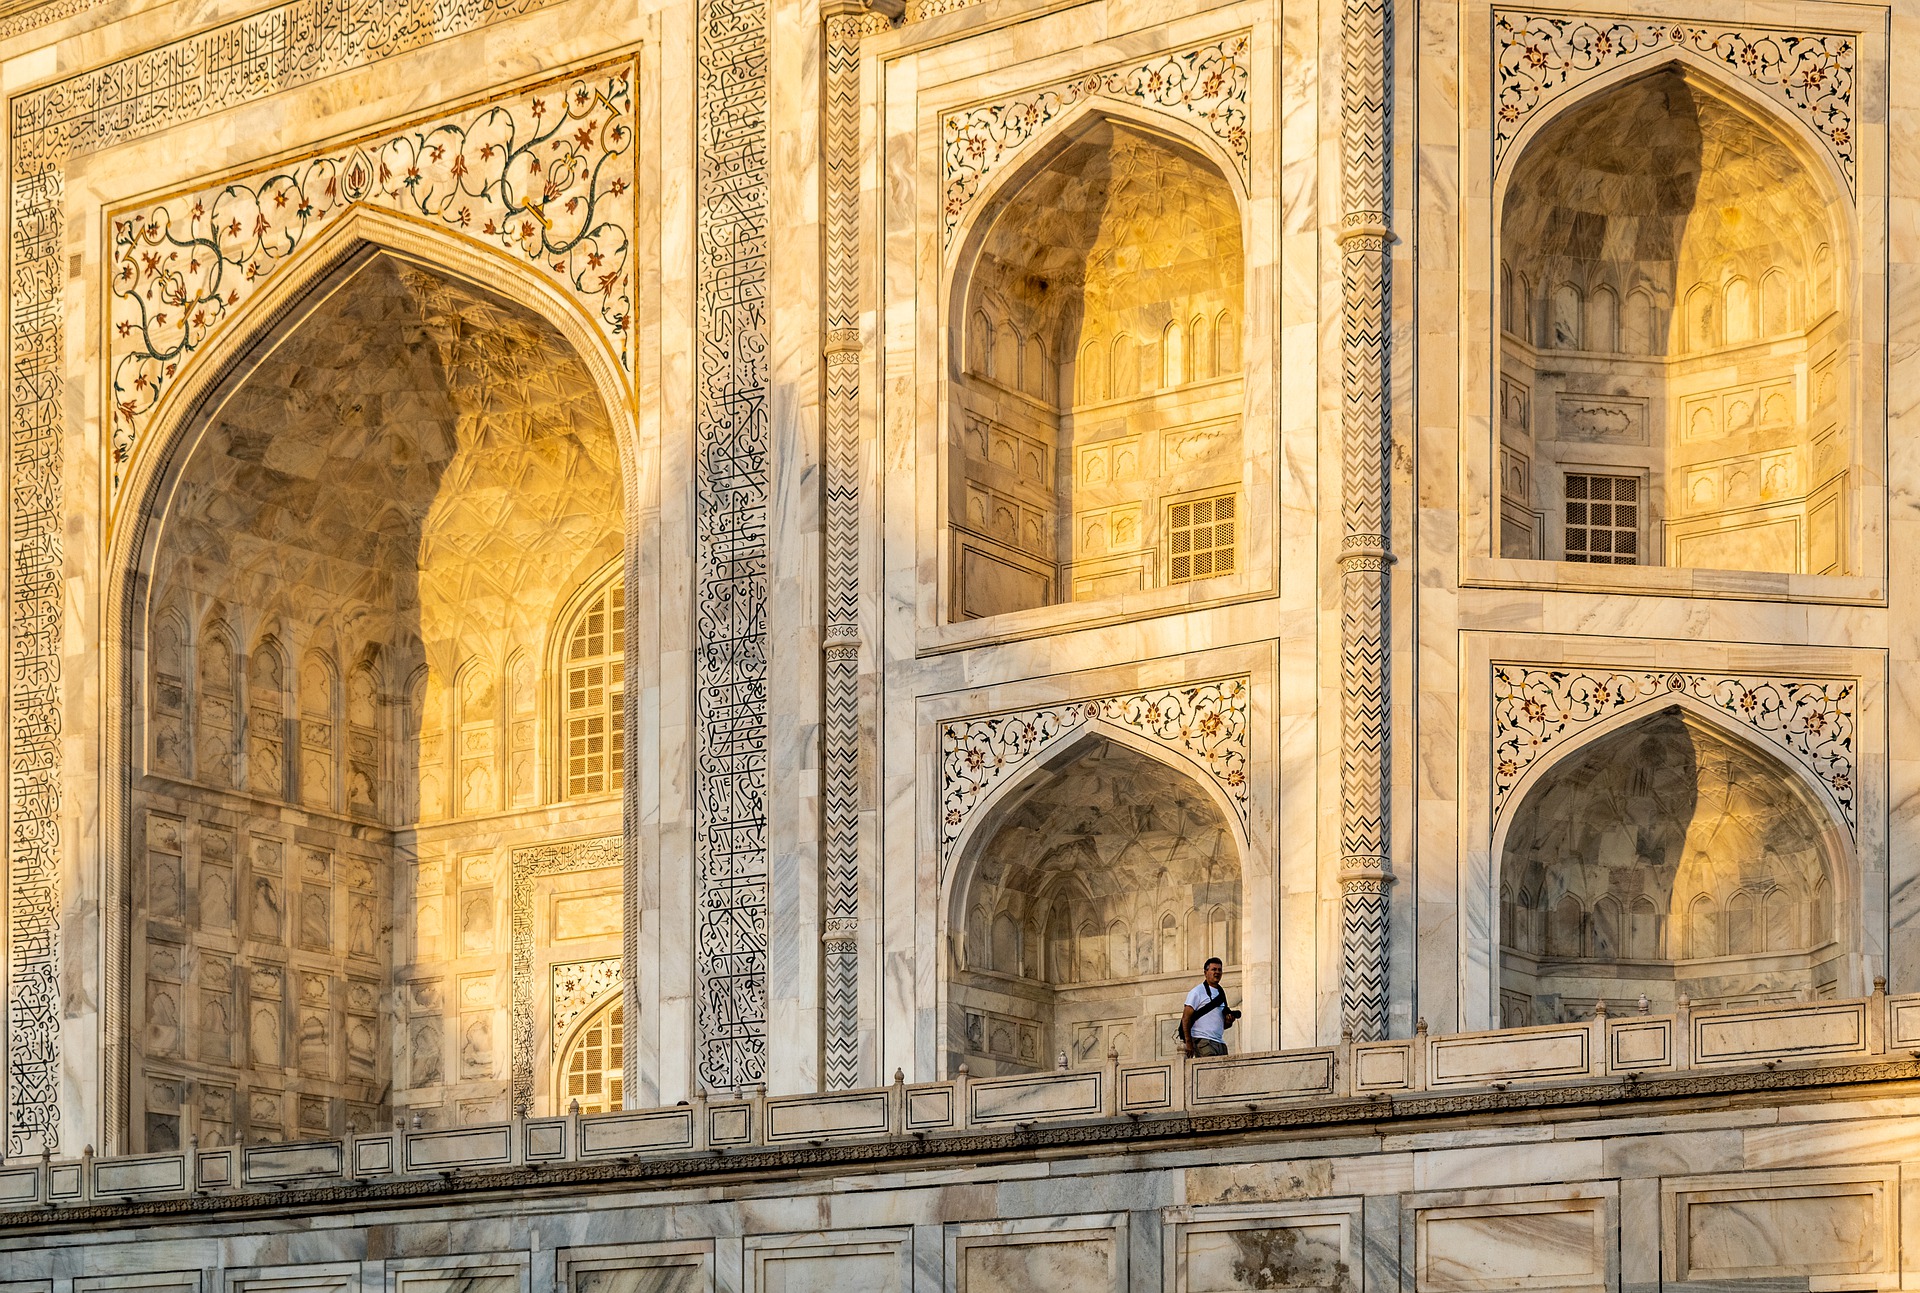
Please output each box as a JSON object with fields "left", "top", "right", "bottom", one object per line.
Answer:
{"left": 109, "top": 219, "right": 636, "bottom": 1151}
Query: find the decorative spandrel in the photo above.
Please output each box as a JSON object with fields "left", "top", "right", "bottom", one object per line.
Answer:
{"left": 940, "top": 677, "right": 1251, "bottom": 874}
{"left": 1493, "top": 13, "right": 1857, "bottom": 191}
{"left": 107, "top": 62, "right": 636, "bottom": 512}
{"left": 1492, "top": 666, "right": 1858, "bottom": 834}
{"left": 940, "top": 35, "right": 1251, "bottom": 252}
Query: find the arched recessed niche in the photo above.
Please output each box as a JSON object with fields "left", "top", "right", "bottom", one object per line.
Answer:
{"left": 1498, "top": 708, "right": 1852, "bottom": 1025}
{"left": 948, "top": 119, "right": 1246, "bottom": 620}
{"left": 1497, "top": 66, "right": 1854, "bottom": 575}
{"left": 127, "top": 251, "right": 626, "bottom": 1150}
{"left": 947, "top": 735, "right": 1242, "bottom": 1073}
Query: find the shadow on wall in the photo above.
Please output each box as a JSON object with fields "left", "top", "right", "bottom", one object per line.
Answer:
{"left": 1499, "top": 707, "right": 1849, "bottom": 1024}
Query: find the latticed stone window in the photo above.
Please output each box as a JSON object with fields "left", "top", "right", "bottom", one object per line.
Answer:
{"left": 1563, "top": 474, "right": 1638, "bottom": 564}
{"left": 1168, "top": 493, "right": 1237, "bottom": 583}
{"left": 560, "top": 995, "right": 623, "bottom": 1114}
{"left": 564, "top": 578, "right": 625, "bottom": 799}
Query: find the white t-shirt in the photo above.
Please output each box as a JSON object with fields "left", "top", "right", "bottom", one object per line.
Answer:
{"left": 1184, "top": 983, "right": 1228, "bottom": 1043}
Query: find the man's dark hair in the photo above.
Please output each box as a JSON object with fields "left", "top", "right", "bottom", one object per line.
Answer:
{"left": 1203, "top": 956, "right": 1223, "bottom": 971}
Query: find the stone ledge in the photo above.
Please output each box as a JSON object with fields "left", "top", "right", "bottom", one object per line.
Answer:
{"left": 8, "top": 1055, "right": 1919, "bottom": 1235}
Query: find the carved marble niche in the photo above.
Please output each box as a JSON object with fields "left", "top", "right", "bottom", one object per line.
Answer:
{"left": 940, "top": 679, "right": 1251, "bottom": 1074}
{"left": 1495, "top": 60, "right": 1856, "bottom": 575}
{"left": 946, "top": 116, "right": 1247, "bottom": 619}
{"left": 1498, "top": 707, "right": 1855, "bottom": 1024}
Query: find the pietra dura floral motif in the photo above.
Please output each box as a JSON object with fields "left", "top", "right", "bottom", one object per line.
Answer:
{"left": 1492, "top": 667, "right": 1858, "bottom": 834}
{"left": 939, "top": 677, "right": 1251, "bottom": 873}
{"left": 940, "top": 35, "right": 1251, "bottom": 251}
{"left": 107, "top": 61, "right": 636, "bottom": 509}
{"left": 1493, "top": 12, "right": 1858, "bottom": 190}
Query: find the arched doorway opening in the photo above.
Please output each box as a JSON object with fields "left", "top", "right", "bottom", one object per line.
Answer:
{"left": 1498, "top": 708, "right": 1852, "bottom": 1025}
{"left": 948, "top": 735, "right": 1242, "bottom": 1073}
{"left": 126, "top": 250, "right": 627, "bottom": 1148}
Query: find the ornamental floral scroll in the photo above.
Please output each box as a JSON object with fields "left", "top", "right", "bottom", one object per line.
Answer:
{"left": 1493, "top": 12, "right": 1857, "bottom": 191}
{"left": 941, "top": 34, "right": 1251, "bottom": 252}
{"left": 940, "top": 676, "right": 1250, "bottom": 871}
{"left": 1491, "top": 666, "right": 1857, "bottom": 834}
{"left": 550, "top": 957, "right": 622, "bottom": 1050}
{"left": 106, "top": 59, "right": 636, "bottom": 511}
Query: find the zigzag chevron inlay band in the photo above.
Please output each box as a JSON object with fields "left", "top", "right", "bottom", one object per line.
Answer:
{"left": 1337, "top": 0, "right": 1395, "bottom": 1042}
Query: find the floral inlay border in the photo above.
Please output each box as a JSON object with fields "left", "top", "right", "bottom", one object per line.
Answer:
{"left": 940, "top": 676, "right": 1250, "bottom": 871}
{"left": 1493, "top": 11, "right": 1857, "bottom": 191}
{"left": 107, "top": 59, "right": 636, "bottom": 513}
{"left": 940, "top": 34, "right": 1250, "bottom": 252}
{"left": 1492, "top": 666, "right": 1858, "bottom": 834}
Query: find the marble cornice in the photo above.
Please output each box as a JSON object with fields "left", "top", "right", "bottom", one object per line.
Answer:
{"left": 8, "top": 1057, "right": 1920, "bottom": 1236}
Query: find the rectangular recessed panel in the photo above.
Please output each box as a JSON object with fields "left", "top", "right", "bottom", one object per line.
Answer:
{"left": 1608, "top": 1020, "right": 1672, "bottom": 1070}
{"left": 93, "top": 1153, "right": 186, "bottom": 1196}
{"left": 1888, "top": 997, "right": 1920, "bottom": 1046}
{"left": 523, "top": 1119, "right": 568, "bottom": 1161}
{"left": 1676, "top": 1182, "right": 1889, "bottom": 1278}
{"left": 578, "top": 1109, "right": 696, "bottom": 1157}
{"left": 403, "top": 1126, "right": 511, "bottom": 1170}
{"left": 0, "top": 1167, "right": 38, "bottom": 1204}
{"left": 1191, "top": 1053, "right": 1335, "bottom": 1105}
{"left": 1353, "top": 1042, "right": 1413, "bottom": 1090}
{"left": 906, "top": 1086, "right": 954, "bottom": 1130}
{"left": 1693, "top": 1003, "right": 1867, "bottom": 1064}
{"left": 766, "top": 1092, "right": 890, "bottom": 1141}
{"left": 351, "top": 1137, "right": 391, "bottom": 1176}
{"left": 1429, "top": 1028, "right": 1590, "bottom": 1086}
{"left": 242, "top": 1140, "right": 343, "bottom": 1183}
{"left": 969, "top": 1072, "right": 1102, "bottom": 1124}
{"left": 1119, "top": 1066, "right": 1173, "bottom": 1111}
{"left": 708, "top": 1104, "right": 751, "bottom": 1145}
{"left": 1418, "top": 1202, "right": 1605, "bottom": 1291}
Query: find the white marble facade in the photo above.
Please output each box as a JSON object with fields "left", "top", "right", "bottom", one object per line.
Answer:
{"left": 3, "top": 0, "right": 1920, "bottom": 1280}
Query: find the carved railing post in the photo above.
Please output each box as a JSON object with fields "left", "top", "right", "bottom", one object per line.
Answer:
{"left": 1337, "top": 0, "right": 1394, "bottom": 1041}
{"left": 820, "top": 0, "right": 893, "bottom": 1091}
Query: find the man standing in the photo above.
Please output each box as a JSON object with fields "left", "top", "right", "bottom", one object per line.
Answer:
{"left": 1179, "top": 957, "right": 1238, "bottom": 1057}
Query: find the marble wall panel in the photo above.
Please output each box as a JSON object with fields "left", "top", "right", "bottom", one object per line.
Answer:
{"left": 1660, "top": 1167, "right": 1896, "bottom": 1283}
{"left": 1406, "top": 1186, "right": 1615, "bottom": 1293}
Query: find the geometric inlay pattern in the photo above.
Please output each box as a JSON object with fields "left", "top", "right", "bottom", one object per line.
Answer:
{"left": 510, "top": 835, "right": 622, "bottom": 1117}
{"left": 692, "top": 0, "right": 772, "bottom": 1092}
{"left": 940, "top": 33, "right": 1251, "bottom": 251}
{"left": 1492, "top": 665, "right": 1858, "bottom": 835}
{"left": 7, "top": 0, "right": 567, "bottom": 1160}
{"left": 939, "top": 676, "right": 1251, "bottom": 873}
{"left": 1492, "top": 12, "right": 1857, "bottom": 190}
{"left": 107, "top": 61, "right": 636, "bottom": 510}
